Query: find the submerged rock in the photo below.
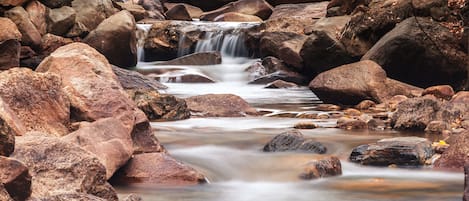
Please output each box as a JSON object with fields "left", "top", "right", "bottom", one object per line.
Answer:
{"left": 185, "top": 94, "right": 258, "bottom": 117}
{"left": 152, "top": 70, "right": 216, "bottom": 83}
{"left": 263, "top": 130, "right": 327, "bottom": 154}
{"left": 0, "top": 156, "right": 31, "bottom": 201}
{"left": 299, "top": 156, "right": 342, "bottom": 180}
{"left": 349, "top": 137, "right": 433, "bottom": 166}
{"left": 156, "top": 52, "right": 222, "bottom": 66}
{"left": 265, "top": 80, "right": 298, "bottom": 89}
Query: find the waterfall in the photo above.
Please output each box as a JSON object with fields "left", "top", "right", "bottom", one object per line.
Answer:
{"left": 136, "top": 24, "right": 152, "bottom": 62}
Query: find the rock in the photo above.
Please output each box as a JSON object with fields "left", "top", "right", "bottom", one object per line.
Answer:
{"left": 0, "top": 156, "right": 31, "bottom": 201}
{"left": 0, "top": 0, "right": 28, "bottom": 6}
{"left": 299, "top": 156, "right": 342, "bottom": 180}
{"left": 114, "top": 2, "right": 147, "bottom": 21}
{"left": 111, "top": 153, "right": 207, "bottom": 186}
{"left": 47, "top": 6, "right": 76, "bottom": 36}
{"left": 71, "top": 0, "right": 116, "bottom": 33}
{"left": 343, "top": 108, "right": 362, "bottom": 116}
{"left": 434, "top": 131, "right": 469, "bottom": 170}
{"left": 316, "top": 104, "right": 341, "bottom": 111}
{"left": 265, "top": 80, "right": 298, "bottom": 88}
{"left": 39, "top": 0, "right": 72, "bottom": 8}
{"left": 425, "top": 120, "right": 450, "bottom": 134}
{"left": 304, "top": 15, "right": 351, "bottom": 35}
{"left": 451, "top": 91, "right": 469, "bottom": 104}
{"left": 62, "top": 118, "right": 133, "bottom": 179}
{"left": 293, "top": 121, "right": 317, "bottom": 129}
{"left": 385, "top": 94, "right": 409, "bottom": 111}
{"left": 340, "top": 0, "right": 414, "bottom": 57}
{"left": 269, "top": 2, "right": 328, "bottom": 20}
{"left": 11, "top": 135, "right": 118, "bottom": 200}
{"left": 355, "top": 100, "right": 376, "bottom": 110}
{"left": 249, "top": 70, "right": 306, "bottom": 85}
{"left": 185, "top": 94, "right": 258, "bottom": 117}
{"left": 267, "top": 0, "right": 326, "bottom": 6}
{"left": 337, "top": 117, "right": 368, "bottom": 130}
{"left": 0, "top": 17, "right": 22, "bottom": 42}
{"left": 309, "top": 60, "right": 422, "bottom": 105}
{"left": 156, "top": 52, "right": 222, "bottom": 65}
{"left": 362, "top": 17, "right": 468, "bottom": 90}
{"left": 214, "top": 12, "right": 263, "bottom": 22}
{"left": 128, "top": 90, "right": 191, "bottom": 121}
{"left": 0, "top": 113, "right": 15, "bottom": 156}
{"left": 143, "top": 21, "right": 184, "bottom": 61}
{"left": 84, "top": 10, "right": 137, "bottom": 68}
{"left": 112, "top": 66, "right": 168, "bottom": 91}
{"left": 25, "top": 1, "right": 48, "bottom": 35}
{"left": 422, "top": 85, "right": 455, "bottom": 100}
{"left": 0, "top": 40, "right": 21, "bottom": 71}
{"left": 465, "top": 164, "right": 469, "bottom": 201}
{"left": 262, "top": 16, "right": 314, "bottom": 34}
{"left": 5, "top": 6, "right": 42, "bottom": 48}
{"left": 138, "top": 0, "right": 165, "bottom": 19}
{"left": 263, "top": 130, "right": 327, "bottom": 153}
{"left": 0, "top": 184, "right": 13, "bottom": 201}
{"left": 200, "top": 0, "right": 273, "bottom": 21}
{"left": 40, "top": 33, "right": 73, "bottom": 56}
{"left": 152, "top": 70, "right": 216, "bottom": 83}
{"left": 123, "top": 194, "right": 143, "bottom": 201}
{"left": 165, "top": 4, "right": 192, "bottom": 21}
{"left": 164, "top": 3, "right": 203, "bottom": 19}
{"left": 259, "top": 32, "right": 308, "bottom": 70}
{"left": 349, "top": 137, "right": 433, "bottom": 166}
{"left": 0, "top": 68, "right": 70, "bottom": 136}
{"left": 130, "top": 116, "right": 165, "bottom": 154}
{"left": 34, "top": 193, "right": 107, "bottom": 201}
{"left": 391, "top": 96, "right": 442, "bottom": 130}
{"left": 326, "top": 0, "right": 369, "bottom": 17}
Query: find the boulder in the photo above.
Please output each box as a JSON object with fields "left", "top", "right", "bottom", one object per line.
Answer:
{"left": 0, "top": 185, "right": 13, "bottom": 201}
{"left": 112, "top": 66, "right": 168, "bottom": 91}
{"left": 200, "top": 0, "right": 273, "bottom": 21}
{"left": 33, "top": 193, "right": 107, "bottom": 201}
{"left": 337, "top": 117, "right": 368, "bottom": 130}
{"left": 0, "top": 17, "right": 22, "bottom": 42}
{"left": 128, "top": 90, "right": 191, "bottom": 121}
{"left": 214, "top": 12, "right": 263, "bottom": 22}
{"left": 39, "top": 0, "right": 72, "bottom": 8}
{"left": 165, "top": 4, "right": 192, "bottom": 21}
{"left": 185, "top": 94, "right": 258, "bottom": 117}
{"left": 130, "top": 115, "right": 166, "bottom": 154}
{"left": 265, "top": 80, "right": 298, "bottom": 88}
{"left": 434, "top": 131, "right": 469, "bottom": 170}
{"left": 421, "top": 85, "right": 454, "bottom": 100}
{"left": 165, "top": 0, "right": 235, "bottom": 11}
{"left": 47, "top": 6, "right": 76, "bottom": 36}
{"left": 269, "top": 2, "right": 328, "bottom": 20}
{"left": 259, "top": 32, "right": 308, "bottom": 70}
{"left": 249, "top": 70, "right": 307, "bottom": 85}
{"left": 25, "top": 1, "right": 48, "bottom": 35}
{"left": 84, "top": 10, "right": 137, "bottom": 68}
{"left": 0, "top": 40, "right": 21, "bottom": 71}
{"left": 362, "top": 17, "right": 469, "bottom": 90}
{"left": 262, "top": 16, "right": 314, "bottom": 34}
{"left": 309, "top": 60, "right": 422, "bottom": 105}
{"left": 71, "top": 0, "right": 116, "bottom": 34}
{"left": 155, "top": 52, "right": 222, "bottom": 65}
{"left": 0, "top": 0, "right": 28, "bottom": 6}
{"left": 349, "top": 137, "right": 433, "bottom": 166}
{"left": 0, "top": 112, "right": 15, "bottom": 156}
{"left": 143, "top": 21, "right": 186, "bottom": 61}
{"left": 11, "top": 135, "right": 118, "bottom": 200}
{"left": 5, "top": 6, "right": 42, "bottom": 48}
{"left": 326, "top": 0, "right": 369, "bottom": 17}
{"left": 114, "top": 2, "right": 148, "bottom": 21}
{"left": 62, "top": 118, "right": 134, "bottom": 179}
{"left": 0, "top": 156, "right": 31, "bottom": 201}
{"left": 0, "top": 68, "right": 70, "bottom": 136}
{"left": 138, "top": 0, "right": 165, "bottom": 19}
{"left": 164, "top": 3, "right": 203, "bottom": 19}
{"left": 304, "top": 15, "right": 351, "bottom": 35}
{"left": 451, "top": 91, "right": 469, "bottom": 104}
{"left": 299, "top": 156, "right": 342, "bottom": 180}
{"left": 263, "top": 130, "right": 327, "bottom": 153}
{"left": 111, "top": 153, "right": 207, "bottom": 186}
{"left": 424, "top": 120, "right": 450, "bottom": 134}
{"left": 40, "top": 33, "right": 73, "bottom": 56}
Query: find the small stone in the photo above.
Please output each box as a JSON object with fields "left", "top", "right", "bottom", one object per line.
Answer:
{"left": 299, "top": 156, "right": 342, "bottom": 180}
{"left": 343, "top": 108, "right": 362, "bottom": 116}
{"left": 385, "top": 95, "right": 408, "bottom": 111}
{"left": 316, "top": 104, "right": 341, "bottom": 111}
{"left": 355, "top": 100, "right": 376, "bottom": 110}
{"left": 317, "top": 113, "right": 330, "bottom": 119}
{"left": 337, "top": 117, "right": 368, "bottom": 130}
{"left": 293, "top": 121, "right": 318, "bottom": 129}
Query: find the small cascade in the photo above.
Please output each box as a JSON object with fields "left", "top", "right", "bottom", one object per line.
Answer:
{"left": 136, "top": 24, "right": 152, "bottom": 62}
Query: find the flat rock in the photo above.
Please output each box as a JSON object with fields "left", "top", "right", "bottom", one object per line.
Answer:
{"left": 112, "top": 66, "right": 167, "bottom": 91}
{"left": 185, "top": 94, "right": 258, "bottom": 117}
{"left": 265, "top": 80, "right": 298, "bottom": 89}
{"left": 156, "top": 52, "right": 222, "bottom": 66}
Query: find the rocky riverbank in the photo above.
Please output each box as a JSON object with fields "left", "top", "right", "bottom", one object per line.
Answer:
{"left": 0, "top": 0, "right": 468, "bottom": 200}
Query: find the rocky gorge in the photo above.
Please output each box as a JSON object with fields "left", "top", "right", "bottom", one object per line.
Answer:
{"left": 0, "top": 0, "right": 468, "bottom": 200}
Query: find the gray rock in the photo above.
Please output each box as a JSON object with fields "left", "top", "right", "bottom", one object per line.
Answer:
{"left": 263, "top": 130, "right": 327, "bottom": 153}
{"left": 47, "top": 6, "right": 76, "bottom": 36}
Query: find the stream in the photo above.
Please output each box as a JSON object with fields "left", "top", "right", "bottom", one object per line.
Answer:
{"left": 116, "top": 22, "right": 464, "bottom": 201}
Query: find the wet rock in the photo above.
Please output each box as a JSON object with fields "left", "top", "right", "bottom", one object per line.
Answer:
{"left": 293, "top": 121, "right": 317, "bottom": 129}
{"left": 112, "top": 66, "right": 168, "bottom": 91}
{"left": 425, "top": 120, "right": 450, "bottom": 134}
{"left": 39, "top": 0, "right": 73, "bottom": 8}
{"left": 152, "top": 70, "right": 216, "bottom": 83}
{"left": 355, "top": 100, "right": 376, "bottom": 110}
{"left": 143, "top": 21, "right": 188, "bottom": 61}
{"left": 164, "top": 3, "right": 203, "bottom": 19}
{"left": 269, "top": 2, "right": 328, "bottom": 20}
{"left": 84, "top": 10, "right": 137, "bottom": 68}
{"left": 71, "top": 0, "right": 116, "bottom": 33}
{"left": 128, "top": 90, "right": 191, "bottom": 121}
{"left": 62, "top": 118, "right": 133, "bottom": 179}
{"left": 185, "top": 94, "right": 258, "bottom": 117}
{"left": 245, "top": 61, "right": 267, "bottom": 81}
{"left": 309, "top": 60, "right": 422, "bottom": 105}
{"left": 111, "top": 153, "right": 207, "bottom": 186}
{"left": 434, "top": 130, "right": 469, "bottom": 170}
{"left": 421, "top": 85, "right": 455, "bottom": 100}
{"left": 139, "top": 0, "right": 165, "bottom": 20}
{"left": 5, "top": 6, "right": 42, "bottom": 48}
{"left": 156, "top": 52, "right": 222, "bottom": 66}
{"left": 0, "top": 68, "right": 70, "bottom": 136}
{"left": 263, "top": 130, "right": 327, "bottom": 153}
{"left": 299, "top": 156, "right": 342, "bottom": 180}
{"left": 47, "top": 6, "right": 75, "bottom": 36}
{"left": 11, "top": 135, "right": 118, "bottom": 200}
{"left": 265, "top": 80, "right": 298, "bottom": 89}
{"left": 200, "top": 0, "right": 273, "bottom": 21}
{"left": 25, "top": 1, "right": 48, "bottom": 35}
{"left": 214, "top": 12, "right": 263, "bottom": 22}
{"left": 362, "top": 17, "right": 468, "bottom": 90}
{"left": 249, "top": 70, "right": 306, "bottom": 85}
{"left": 337, "top": 117, "right": 368, "bottom": 130}
{"left": 350, "top": 137, "right": 433, "bottom": 166}
{"left": 391, "top": 96, "right": 442, "bottom": 130}
{"left": 259, "top": 32, "right": 307, "bottom": 70}
{"left": 0, "top": 156, "right": 31, "bottom": 201}
{"left": 165, "top": 4, "right": 192, "bottom": 21}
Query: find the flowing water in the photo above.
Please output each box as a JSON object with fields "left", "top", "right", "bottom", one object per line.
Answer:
{"left": 119, "top": 22, "right": 464, "bottom": 201}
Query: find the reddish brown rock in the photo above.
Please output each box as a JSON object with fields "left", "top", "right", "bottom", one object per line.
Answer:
{"left": 111, "top": 153, "right": 207, "bottom": 186}
{"left": 299, "top": 156, "right": 342, "bottom": 180}
{"left": 128, "top": 90, "right": 191, "bottom": 121}
{"left": 0, "top": 156, "right": 31, "bottom": 201}
{"left": 326, "top": 0, "right": 369, "bottom": 17}
{"left": 355, "top": 100, "right": 376, "bottom": 110}
{"left": 0, "top": 185, "right": 13, "bottom": 201}
{"left": 391, "top": 96, "right": 442, "bottom": 130}
{"left": 337, "top": 117, "right": 368, "bottom": 130}
{"left": 451, "top": 91, "right": 469, "bottom": 104}
{"left": 0, "top": 68, "right": 70, "bottom": 136}
{"left": 156, "top": 52, "right": 222, "bottom": 66}
{"left": 165, "top": 4, "right": 192, "bottom": 21}
{"left": 164, "top": 3, "right": 203, "bottom": 19}
{"left": 214, "top": 12, "right": 263, "bottom": 22}
{"left": 465, "top": 164, "right": 469, "bottom": 201}
{"left": 424, "top": 120, "right": 450, "bottom": 134}
{"left": 422, "top": 85, "right": 455, "bottom": 100}
{"left": 26, "top": 1, "right": 48, "bottom": 35}
{"left": 112, "top": 66, "right": 168, "bottom": 91}
{"left": 39, "top": 0, "right": 73, "bottom": 8}
{"left": 267, "top": 0, "right": 325, "bottom": 6}
{"left": 200, "top": 0, "right": 273, "bottom": 21}
{"left": 71, "top": 0, "right": 116, "bottom": 33}
{"left": 151, "top": 70, "right": 216, "bottom": 83}
{"left": 5, "top": 6, "right": 42, "bottom": 48}
{"left": 259, "top": 32, "right": 308, "bottom": 70}
{"left": 269, "top": 2, "right": 328, "bottom": 20}
{"left": 47, "top": 6, "right": 76, "bottom": 36}
{"left": 265, "top": 80, "right": 298, "bottom": 89}
{"left": 0, "top": 17, "right": 22, "bottom": 42}
{"left": 185, "top": 94, "right": 258, "bottom": 117}
{"left": 0, "top": 18, "right": 22, "bottom": 70}
{"left": 0, "top": 0, "right": 28, "bottom": 6}
{"left": 114, "top": 2, "right": 148, "bottom": 21}
{"left": 63, "top": 118, "right": 134, "bottom": 179}
{"left": 40, "top": 33, "right": 73, "bottom": 56}
{"left": 130, "top": 115, "right": 166, "bottom": 154}
{"left": 435, "top": 131, "right": 469, "bottom": 171}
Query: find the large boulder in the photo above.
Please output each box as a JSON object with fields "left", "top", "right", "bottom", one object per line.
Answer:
{"left": 200, "top": 0, "right": 273, "bottom": 21}
{"left": 5, "top": 6, "right": 42, "bottom": 48}
{"left": 84, "top": 10, "right": 138, "bottom": 68}
{"left": 263, "top": 130, "right": 327, "bottom": 153}
{"left": 143, "top": 21, "right": 188, "bottom": 61}
{"left": 128, "top": 90, "right": 191, "bottom": 121}
{"left": 0, "top": 68, "right": 70, "bottom": 136}
{"left": 0, "top": 156, "right": 31, "bottom": 201}
{"left": 11, "top": 135, "right": 118, "bottom": 200}
{"left": 47, "top": 6, "right": 76, "bottom": 36}
{"left": 362, "top": 17, "right": 469, "bottom": 90}
{"left": 434, "top": 131, "right": 469, "bottom": 171}
{"left": 165, "top": 4, "right": 192, "bottom": 21}
{"left": 349, "top": 137, "right": 433, "bottom": 166}
{"left": 185, "top": 94, "right": 258, "bottom": 117}
{"left": 63, "top": 118, "right": 134, "bottom": 179}
{"left": 111, "top": 153, "right": 207, "bottom": 186}
{"left": 25, "top": 1, "right": 48, "bottom": 35}
{"left": 70, "top": 0, "right": 116, "bottom": 35}
{"left": 259, "top": 32, "right": 308, "bottom": 70}
{"left": 309, "top": 60, "right": 422, "bottom": 105}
